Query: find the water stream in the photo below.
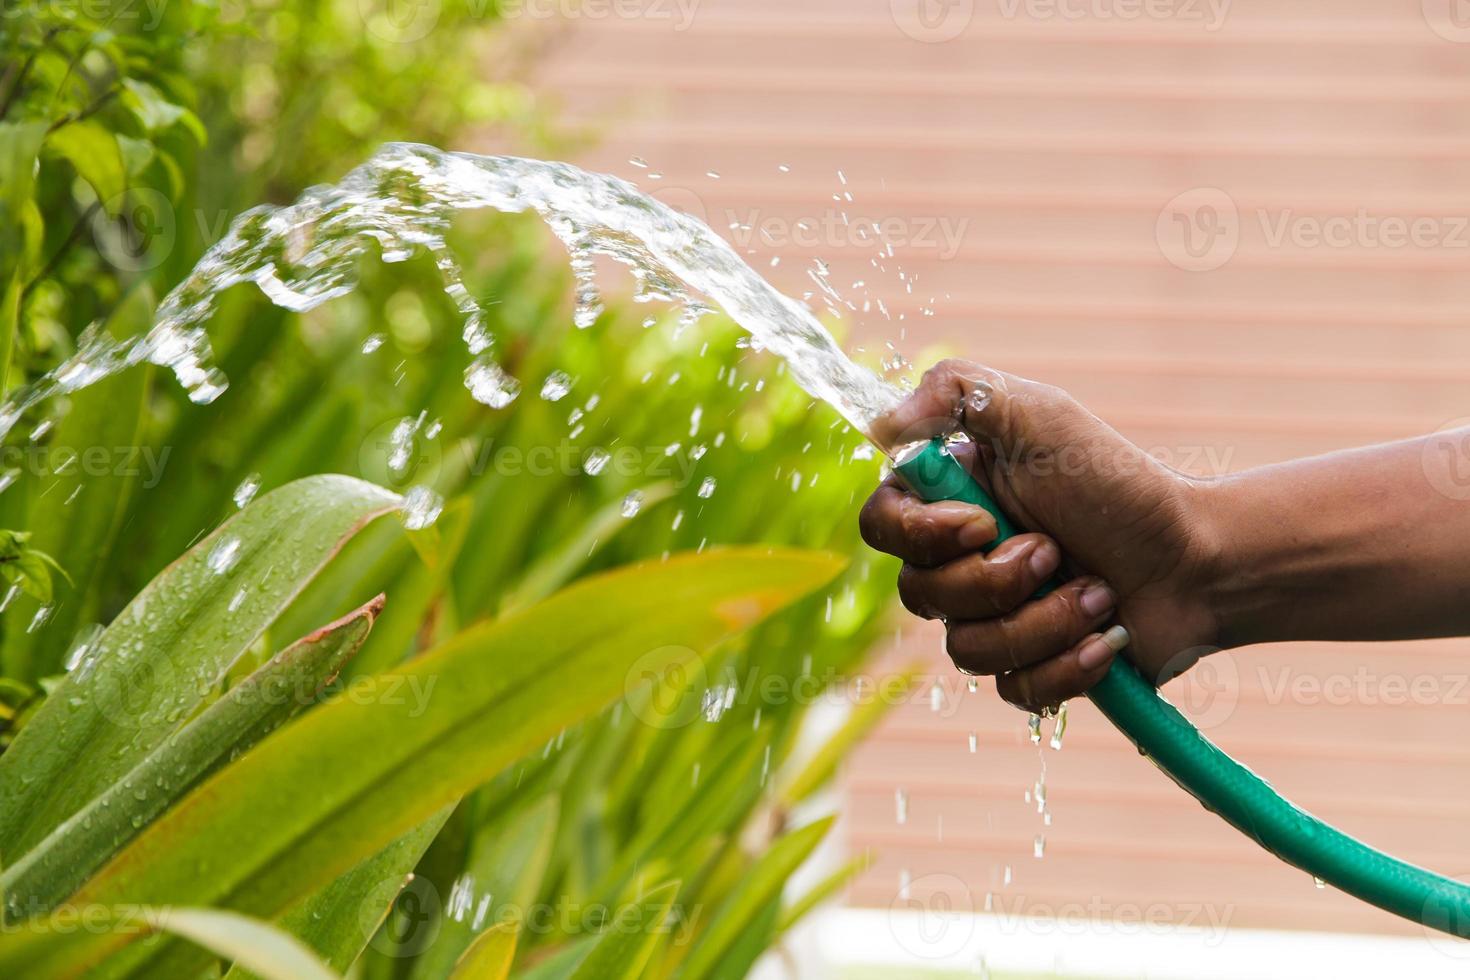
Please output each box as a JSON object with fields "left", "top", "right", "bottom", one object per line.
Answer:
{"left": 0, "top": 143, "right": 906, "bottom": 450}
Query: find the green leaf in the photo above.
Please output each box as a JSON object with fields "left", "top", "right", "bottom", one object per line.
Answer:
{"left": 2, "top": 596, "right": 383, "bottom": 913}
{"left": 674, "top": 817, "right": 834, "bottom": 980}
{"left": 0, "top": 549, "right": 842, "bottom": 978}
{"left": 3, "top": 286, "right": 156, "bottom": 681}
{"left": 0, "top": 122, "right": 48, "bottom": 270}
{"left": 447, "top": 922, "right": 516, "bottom": 980}
{"left": 225, "top": 808, "right": 453, "bottom": 980}
{"left": 44, "top": 121, "right": 127, "bottom": 216}
{"left": 410, "top": 794, "right": 558, "bottom": 979}
{"left": 0, "top": 475, "right": 402, "bottom": 865}
{"left": 150, "top": 908, "right": 340, "bottom": 980}
{"left": 567, "top": 880, "right": 680, "bottom": 980}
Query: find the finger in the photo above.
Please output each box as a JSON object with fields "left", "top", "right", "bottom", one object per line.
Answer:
{"left": 869, "top": 359, "right": 1082, "bottom": 462}
{"left": 897, "top": 533, "right": 1060, "bottom": 620}
{"left": 943, "top": 576, "right": 1118, "bottom": 675}
{"left": 858, "top": 483, "right": 998, "bottom": 567}
{"left": 996, "top": 626, "right": 1131, "bottom": 713}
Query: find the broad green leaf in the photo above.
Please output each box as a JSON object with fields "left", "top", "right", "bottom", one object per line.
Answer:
{"left": 0, "top": 475, "right": 402, "bottom": 864}
{"left": 225, "top": 808, "right": 452, "bottom": 980}
{"left": 674, "top": 817, "right": 834, "bottom": 980}
{"left": 448, "top": 922, "right": 516, "bottom": 980}
{"left": 567, "top": 880, "right": 679, "bottom": 980}
{"left": 0, "top": 549, "right": 842, "bottom": 978}
{"left": 0, "top": 271, "right": 17, "bottom": 398}
{"left": 3, "top": 286, "right": 156, "bottom": 681}
{"left": 44, "top": 121, "right": 127, "bottom": 216}
{"left": 700, "top": 897, "right": 778, "bottom": 980}
{"left": 2, "top": 596, "right": 383, "bottom": 913}
{"left": 150, "top": 908, "right": 340, "bottom": 980}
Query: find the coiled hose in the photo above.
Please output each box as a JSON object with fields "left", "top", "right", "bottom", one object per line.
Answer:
{"left": 895, "top": 438, "right": 1470, "bottom": 936}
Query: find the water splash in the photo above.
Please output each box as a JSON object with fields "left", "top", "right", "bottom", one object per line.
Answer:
{"left": 0, "top": 144, "right": 902, "bottom": 445}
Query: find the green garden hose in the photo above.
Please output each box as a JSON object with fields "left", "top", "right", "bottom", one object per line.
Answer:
{"left": 894, "top": 437, "right": 1470, "bottom": 937}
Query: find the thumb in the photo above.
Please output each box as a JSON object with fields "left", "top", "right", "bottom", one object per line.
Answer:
{"left": 870, "top": 359, "right": 1068, "bottom": 456}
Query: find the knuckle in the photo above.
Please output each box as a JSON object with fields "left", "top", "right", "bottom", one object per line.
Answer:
{"left": 896, "top": 566, "right": 931, "bottom": 618}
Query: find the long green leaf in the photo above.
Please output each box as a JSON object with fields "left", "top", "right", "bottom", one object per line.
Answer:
{"left": 2, "top": 286, "right": 156, "bottom": 681}
{"left": 0, "top": 548, "right": 842, "bottom": 978}
{"left": 567, "top": 881, "right": 680, "bottom": 980}
{"left": 0, "top": 475, "right": 401, "bottom": 864}
{"left": 448, "top": 922, "right": 516, "bottom": 980}
{"left": 225, "top": 808, "right": 453, "bottom": 980}
{"left": 674, "top": 817, "right": 834, "bottom": 980}
{"left": 2, "top": 596, "right": 383, "bottom": 914}
{"left": 151, "top": 908, "right": 340, "bottom": 980}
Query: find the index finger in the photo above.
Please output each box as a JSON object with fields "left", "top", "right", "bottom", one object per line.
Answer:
{"left": 858, "top": 478, "right": 999, "bottom": 567}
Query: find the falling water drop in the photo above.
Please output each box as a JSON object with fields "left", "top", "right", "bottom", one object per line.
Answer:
{"left": 207, "top": 536, "right": 242, "bottom": 575}
{"left": 400, "top": 485, "right": 444, "bottom": 530}
{"left": 620, "top": 491, "right": 644, "bottom": 518}
{"left": 1027, "top": 713, "right": 1043, "bottom": 745}
{"left": 697, "top": 477, "right": 717, "bottom": 498}
{"left": 464, "top": 357, "right": 520, "bottom": 408}
{"left": 1049, "top": 703, "right": 1069, "bottom": 750}
{"left": 361, "top": 333, "right": 385, "bottom": 354}
{"left": 968, "top": 731, "right": 978, "bottom": 753}
{"left": 583, "top": 449, "right": 611, "bottom": 476}
{"left": 232, "top": 473, "right": 261, "bottom": 509}
{"left": 895, "top": 788, "right": 908, "bottom": 825}
{"left": 540, "top": 370, "right": 573, "bottom": 402}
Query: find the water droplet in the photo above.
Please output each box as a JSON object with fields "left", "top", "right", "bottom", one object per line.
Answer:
{"left": 400, "top": 485, "right": 443, "bottom": 530}
{"left": 232, "top": 473, "right": 261, "bottom": 509}
{"left": 929, "top": 680, "right": 943, "bottom": 713}
{"left": 1033, "top": 834, "right": 1046, "bottom": 858}
{"left": 620, "top": 490, "right": 644, "bottom": 517}
{"left": 207, "top": 536, "right": 242, "bottom": 575}
{"left": 851, "top": 443, "right": 876, "bottom": 461}
{"left": 464, "top": 357, "right": 520, "bottom": 409}
{"left": 697, "top": 477, "right": 716, "bottom": 498}
{"left": 968, "top": 731, "right": 978, "bottom": 753}
{"left": 1027, "top": 713, "right": 1042, "bottom": 745}
{"left": 540, "top": 370, "right": 573, "bottom": 402}
{"left": 1049, "top": 703, "right": 1068, "bottom": 750}
{"left": 583, "top": 449, "right": 611, "bottom": 476}
{"left": 361, "top": 333, "right": 385, "bottom": 354}
{"left": 895, "top": 788, "right": 908, "bottom": 825}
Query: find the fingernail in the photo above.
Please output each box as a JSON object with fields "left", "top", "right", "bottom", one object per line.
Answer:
{"left": 1027, "top": 541, "right": 1059, "bottom": 580}
{"left": 1076, "top": 634, "right": 1114, "bottom": 671}
{"left": 953, "top": 511, "right": 998, "bottom": 550}
{"left": 1079, "top": 581, "right": 1116, "bottom": 618}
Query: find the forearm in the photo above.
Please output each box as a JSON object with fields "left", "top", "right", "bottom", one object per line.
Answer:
{"left": 1199, "top": 431, "right": 1470, "bottom": 648}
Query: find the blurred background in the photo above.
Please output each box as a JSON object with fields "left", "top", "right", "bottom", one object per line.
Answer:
{"left": 508, "top": 1, "right": 1470, "bottom": 976}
